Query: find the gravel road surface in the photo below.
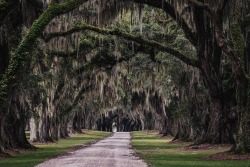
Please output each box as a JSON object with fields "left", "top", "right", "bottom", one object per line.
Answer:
{"left": 36, "top": 132, "right": 147, "bottom": 167}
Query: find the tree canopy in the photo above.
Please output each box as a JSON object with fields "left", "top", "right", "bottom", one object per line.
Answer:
{"left": 0, "top": 0, "right": 250, "bottom": 154}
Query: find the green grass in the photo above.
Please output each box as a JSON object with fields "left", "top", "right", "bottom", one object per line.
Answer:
{"left": 132, "top": 131, "right": 250, "bottom": 167}
{"left": 25, "top": 131, "right": 30, "bottom": 139}
{"left": 0, "top": 131, "right": 111, "bottom": 167}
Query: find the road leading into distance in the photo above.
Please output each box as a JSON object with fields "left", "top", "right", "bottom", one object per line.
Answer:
{"left": 36, "top": 132, "right": 148, "bottom": 167}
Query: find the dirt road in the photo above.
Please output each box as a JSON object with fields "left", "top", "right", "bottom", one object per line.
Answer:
{"left": 36, "top": 132, "right": 147, "bottom": 167}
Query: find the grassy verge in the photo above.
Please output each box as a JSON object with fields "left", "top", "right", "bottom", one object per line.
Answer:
{"left": 0, "top": 130, "right": 111, "bottom": 167}
{"left": 132, "top": 131, "right": 250, "bottom": 167}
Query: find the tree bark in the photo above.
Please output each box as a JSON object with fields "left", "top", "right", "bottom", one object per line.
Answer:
{"left": 72, "top": 111, "right": 83, "bottom": 133}
{"left": 232, "top": 76, "right": 250, "bottom": 153}
{"left": 202, "top": 95, "right": 222, "bottom": 143}
{"left": 50, "top": 116, "right": 59, "bottom": 141}
{"left": 38, "top": 109, "right": 51, "bottom": 142}
{"left": 29, "top": 116, "right": 38, "bottom": 142}
{"left": 0, "top": 110, "right": 33, "bottom": 149}
{"left": 230, "top": 14, "right": 250, "bottom": 152}
{"left": 59, "top": 117, "right": 69, "bottom": 138}
{"left": 0, "top": 0, "right": 89, "bottom": 149}
{"left": 0, "top": 87, "right": 34, "bottom": 150}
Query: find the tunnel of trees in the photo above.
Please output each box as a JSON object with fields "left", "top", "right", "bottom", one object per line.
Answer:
{"left": 0, "top": 0, "right": 250, "bottom": 153}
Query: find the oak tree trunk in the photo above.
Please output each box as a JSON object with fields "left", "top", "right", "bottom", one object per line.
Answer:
{"left": 29, "top": 116, "right": 38, "bottom": 142}
{"left": 232, "top": 75, "right": 250, "bottom": 153}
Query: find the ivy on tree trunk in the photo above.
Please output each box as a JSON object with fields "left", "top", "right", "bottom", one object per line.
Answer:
{"left": 0, "top": 0, "right": 88, "bottom": 150}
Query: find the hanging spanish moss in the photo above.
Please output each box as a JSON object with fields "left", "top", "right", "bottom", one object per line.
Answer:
{"left": 0, "top": 0, "right": 250, "bottom": 156}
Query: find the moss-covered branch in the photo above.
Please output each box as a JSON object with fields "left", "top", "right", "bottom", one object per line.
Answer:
{"left": 128, "top": 0, "right": 197, "bottom": 46}
{"left": 63, "top": 83, "right": 87, "bottom": 114}
{"left": 187, "top": 0, "right": 248, "bottom": 77}
{"left": 45, "top": 24, "right": 200, "bottom": 68}
{"left": 47, "top": 50, "right": 78, "bottom": 57}
{"left": 0, "top": 0, "right": 88, "bottom": 114}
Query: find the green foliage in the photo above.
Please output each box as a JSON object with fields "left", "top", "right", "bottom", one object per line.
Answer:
{"left": 0, "top": 0, "right": 88, "bottom": 113}
{"left": 230, "top": 24, "right": 245, "bottom": 59}
{"left": 90, "top": 48, "right": 116, "bottom": 70}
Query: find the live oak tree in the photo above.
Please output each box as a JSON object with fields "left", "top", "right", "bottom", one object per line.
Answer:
{"left": 0, "top": 0, "right": 250, "bottom": 154}
{"left": 126, "top": 0, "right": 250, "bottom": 152}
{"left": 0, "top": 0, "right": 89, "bottom": 149}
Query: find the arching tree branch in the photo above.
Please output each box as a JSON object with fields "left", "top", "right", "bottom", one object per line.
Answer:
{"left": 44, "top": 24, "right": 200, "bottom": 68}
{"left": 0, "top": 0, "right": 88, "bottom": 113}
{"left": 187, "top": 0, "right": 229, "bottom": 49}
{"left": 187, "top": 0, "right": 247, "bottom": 74}
{"left": 47, "top": 50, "right": 78, "bottom": 57}
{"left": 128, "top": 0, "right": 197, "bottom": 46}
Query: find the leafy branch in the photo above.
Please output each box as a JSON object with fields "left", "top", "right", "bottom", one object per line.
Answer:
{"left": 45, "top": 23, "right": 200, "bottom": 68}
{"left": 0, "top": 0, "right": 88, "bottom": 113}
